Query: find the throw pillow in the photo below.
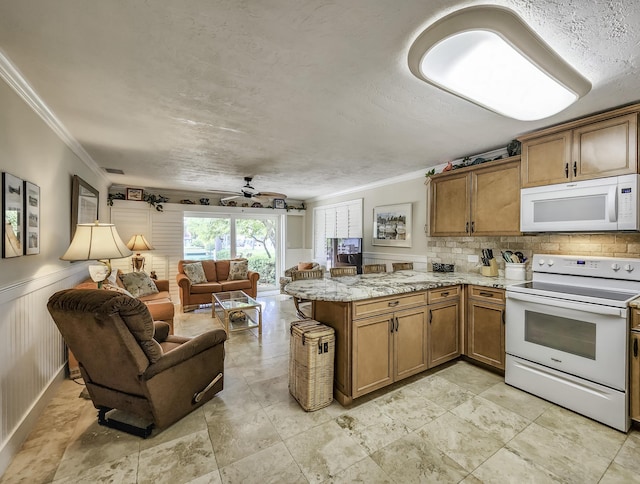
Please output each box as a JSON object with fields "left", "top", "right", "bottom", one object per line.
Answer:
{"left": 183, "top": 261, "right": 207, "bottom": 284}
{"left": 103, "top": 284, "right": 134, "bottom": 298}
{"left": 119, "top": 272, "right": 159, "bottom": 298}
{"left": 229, "top": 259, "right": 249, "bottom": 280}
{"left": 298, "top": 262, "right": 314, "bottom": 271}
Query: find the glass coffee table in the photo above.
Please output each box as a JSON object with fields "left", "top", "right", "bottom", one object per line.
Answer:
{"left": 212, "top": 290, "right": 262, "bottom": 335}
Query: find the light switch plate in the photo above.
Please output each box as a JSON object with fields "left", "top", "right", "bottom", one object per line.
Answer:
{"left": 468, "top": 254, "right": 480, "bottom": 263}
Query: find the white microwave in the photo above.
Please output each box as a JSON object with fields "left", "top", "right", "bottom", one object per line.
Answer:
{"left": 520, "top": 174, "right": 640, "bottom": 232}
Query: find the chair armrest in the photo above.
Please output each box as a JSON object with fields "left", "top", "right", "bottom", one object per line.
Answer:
{"left": 153, "top": 279, "right": 170, "bottom": 292}
{"left": 144, "top": 329, "right": 227, "bottom": 379}
{"left": 153, "top": 321, "right": 171, "bottom": 342}
{"left": 176, "top": 273, "right": 192, "bottom": 290}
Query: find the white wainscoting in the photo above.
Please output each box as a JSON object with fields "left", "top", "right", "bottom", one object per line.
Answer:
{"left": 363, "top": 251, "right": 428, "bottom": 272}
{"left": 0, "top": 264, "right": 89, "bottom": 475}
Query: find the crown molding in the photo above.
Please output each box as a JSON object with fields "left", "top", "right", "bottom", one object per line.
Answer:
{"left": 0, "top": 50, "right": 108, "bottom": 183}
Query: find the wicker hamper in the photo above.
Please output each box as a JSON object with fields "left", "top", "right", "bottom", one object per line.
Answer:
{"left": 289, "top": 320, "right": 335, "bottom": 411}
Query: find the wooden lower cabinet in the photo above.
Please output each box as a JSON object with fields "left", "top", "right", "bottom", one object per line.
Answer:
{"left": 427, "top": 287, "right": 461, "bottom": 367}
{"left": 352, "top": 306, "right": 428, "bottom": 398}
{"left": 631, "top": 331, "right": 640, "bottom": 423}
{"left": 466, "top": 286, "right": 505, "bottom": 370}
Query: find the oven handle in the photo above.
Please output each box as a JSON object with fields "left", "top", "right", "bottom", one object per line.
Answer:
{"left": 506, "top": 291, "right": 626, "bottom": 317}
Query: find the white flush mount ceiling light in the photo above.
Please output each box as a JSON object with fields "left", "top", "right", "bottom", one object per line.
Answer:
{"left": 407, "top": 5, "right": 591, "bottom": 121}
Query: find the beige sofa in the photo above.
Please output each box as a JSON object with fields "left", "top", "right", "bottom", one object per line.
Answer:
{"left": 176, "top": 259, "right": 260, "bottom": 311}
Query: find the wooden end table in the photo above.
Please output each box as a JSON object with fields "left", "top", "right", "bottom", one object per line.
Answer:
{"left": 212, "top": 290, "right": 262, "bottom": 335}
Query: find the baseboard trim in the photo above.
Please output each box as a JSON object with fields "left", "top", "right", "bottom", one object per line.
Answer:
{"left": 0, "top": 365, "right": 66, "bottom": 477}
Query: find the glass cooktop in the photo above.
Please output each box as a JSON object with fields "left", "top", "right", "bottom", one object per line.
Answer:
{"left": 509, "top": 281, "right": 638, "bottom": 303}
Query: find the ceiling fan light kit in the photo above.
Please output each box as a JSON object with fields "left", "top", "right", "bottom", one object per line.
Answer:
{"left": 407, "top": 5, "right": 591, "bottom": 121}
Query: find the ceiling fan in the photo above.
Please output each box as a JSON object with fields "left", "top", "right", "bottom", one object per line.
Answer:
{"left": 217, "top": 177, "right": 287, "bottom": 203}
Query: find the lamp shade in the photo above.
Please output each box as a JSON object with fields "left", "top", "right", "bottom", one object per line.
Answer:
{"left": 61, "top": 223, "right": 132, "bottom": 261}
{"left": 126, "top": 234, "right": 154, "bottom": 252}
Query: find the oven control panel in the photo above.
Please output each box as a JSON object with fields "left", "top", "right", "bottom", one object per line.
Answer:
{"left": 533, "top": 254, "right": 640, "bottom": 281}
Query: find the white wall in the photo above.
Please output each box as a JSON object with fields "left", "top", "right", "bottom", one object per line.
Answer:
{"left": 0, "top": 69, "right": 111, "bottom": 475}
{"left": 305, "top": 175, "right": 429, "bottom": 270}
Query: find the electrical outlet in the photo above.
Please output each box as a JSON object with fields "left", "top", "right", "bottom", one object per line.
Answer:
{"left": 468, "top": 254, "right": 479, "bottom": 263}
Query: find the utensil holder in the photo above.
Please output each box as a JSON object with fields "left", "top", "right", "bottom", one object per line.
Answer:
{"left": 505, "top": 262, "right": 526, "bottom": 280}
{"left": 481, "top": 258, "right": 498, "bottom": 277}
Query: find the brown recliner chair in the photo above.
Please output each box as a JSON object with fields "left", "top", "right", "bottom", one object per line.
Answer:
{"left": 47, "top": 289, "right": 226, "bottom": 437}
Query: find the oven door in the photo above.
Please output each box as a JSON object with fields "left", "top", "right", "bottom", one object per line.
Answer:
{"left": 506, "top": 291, "right": 627, "bottom": 391}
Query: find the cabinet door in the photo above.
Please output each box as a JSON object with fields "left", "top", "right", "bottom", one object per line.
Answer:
{"left": 631, "top": 332, "right": 640, "bottom": 422}
{"left": 352, "top": 315, "right": 394, "bottom": 398}
{"left": 573, "top": 113, "right": 638, "bottom": 180}
{"left": 430, "top": 172, "right": 470, "bottom": 236}
{"left": 467, "top": 298, "right": 505, "bottom": 370}
{"left": 471, "top": 159, "right": 521, "bottom": 236}
{"left": 394, "top": 307, "right": 429, "bottom": 381}
{"left": 428, "top": 300, "right": 460, "bottom": 367}
{"left": 521, "top": 130, "right": 572, "bottom": 188}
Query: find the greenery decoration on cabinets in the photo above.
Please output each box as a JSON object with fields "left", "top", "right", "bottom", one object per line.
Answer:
{"left": 107, "top": 193, "right": 125, "bottom": 206}
{"left": 143, "top": 193, "right": 169, "bottom": 211}
{"left": 425, "top": 168, "right": 436, "bottom": 178}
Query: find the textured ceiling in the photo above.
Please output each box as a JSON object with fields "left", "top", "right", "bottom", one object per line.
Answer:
{"left": 1, "top": 0, "right": 639, "bottom": 200}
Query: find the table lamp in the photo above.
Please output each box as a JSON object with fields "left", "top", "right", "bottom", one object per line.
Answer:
{"left": 61, "top": 222, "right": 132, "bottom": 287}
{"left": 126, "top": 234, "right": 154, "bottom": 271}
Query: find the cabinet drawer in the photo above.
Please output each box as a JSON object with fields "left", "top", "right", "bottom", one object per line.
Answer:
{"left": 427, "top": 285, "right": 460, "bottom": 304}
{"left": 468, "top": 286, "right": 505, "bottom": 303}
{"left": 353, "top": 292, "right": 427, "bottom": 320}
{"left": 632, "top": 308, "right": 640, "bottom": 330}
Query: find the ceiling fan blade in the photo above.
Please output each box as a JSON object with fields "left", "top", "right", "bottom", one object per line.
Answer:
{"left": 255, "top": 191, "right": 287, "bottom": 199}
{"left": 221, "top": 194, "right": 241, "bottom": 202}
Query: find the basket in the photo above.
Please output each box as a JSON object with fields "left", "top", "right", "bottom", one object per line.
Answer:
{"left": 289, "top": 320, "right": 335, "bottom": 411}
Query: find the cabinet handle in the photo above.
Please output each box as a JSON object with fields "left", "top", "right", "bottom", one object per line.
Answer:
{"left": 565, "top": 163, "right": 569, "bottom": 178}
{"left": 502, "top": 310, "right": 505, "bottom": 325}
{"left": 389, "top": 318, "right": 394, "bottom": 333}
{"left": 634, "top": 338, "right": 638, "bottom": 358}
{"left": 465, "top": 221, "right": 469, "bottom": 233}
{"left": 573, "top": 161, "right": 577, "bottom": 177}
{"left": 479, "top": 291, "right": 494, "bottom": 297}
{"left": 395, "top": 317, "right": 399, "bottom": 332}
{"left": 441, "top": 291, "right": 449, "bottom": 297}
{"left": 428, "top": 309, "right": 432, "bottom": 324}
{"left": 471, "top": 221, "right": 475, "bottom": 233}
{"left": 388, "top": 300, "right": 399, "bottom": 307}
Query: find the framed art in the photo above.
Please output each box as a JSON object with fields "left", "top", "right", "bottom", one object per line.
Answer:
{"left": 2, "top": 172, "right": 24, "bottom": 258}
{"left": 273, "top": 198, "right": 286, "bottom": 209}
{"left": 71, "top": 175, "right": 99, "bottom": 239}
{"left": 24, "top": 181, "right": 40, "bottom": 255}
{"left": 372, "top": 202, "right": 412, "bottom": 247}
{"left": 126, "top": 188, "right": 144, "bottom": 201}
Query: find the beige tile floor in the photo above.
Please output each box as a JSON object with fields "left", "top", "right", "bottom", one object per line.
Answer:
{"left": 2, "top": 294, "right": 640, "bottom": 483}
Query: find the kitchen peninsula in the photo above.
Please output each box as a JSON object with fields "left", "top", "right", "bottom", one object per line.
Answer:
{"left": 285, "top": 270, "right": 513, "bottom": 405}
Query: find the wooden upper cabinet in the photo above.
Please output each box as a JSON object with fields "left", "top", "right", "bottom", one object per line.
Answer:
{"left": 430, "top": 171, "right": 469, "bottom": 236}
{"left": 573, "top": 113, "right": 638, "bottom": 180}
{"left": 520, "top": 105, "right": 640, "bottom": 188}
{"left": 471, "top": 159, "right": 520, "bottom": 236}
{"left": 521, "top": 130, "right": 572, "bottom": 187}
{"left": 430, "top": 157, "right": 520, "bottom": 236}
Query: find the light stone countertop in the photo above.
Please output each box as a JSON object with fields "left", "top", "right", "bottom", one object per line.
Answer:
{"left": 284, "top": 270, "right": 526, "bottom": 302}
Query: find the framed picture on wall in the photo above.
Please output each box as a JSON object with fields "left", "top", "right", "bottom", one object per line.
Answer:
{"left": 71, "top": 175, "right": 99, "bottom": 239}
{"left": 2, "top": 172, "right": 24, "bottom": 258}
{"left": 273, "top": 198, "right": 286, "bottom": 209}
{"left": 24, "top": 181, "right": 40, "bottom": 255}
{"left": 372, "top": 202, "right": 412, "bottom": 247}
{"left": 126, "top": 188, "right": 144, "bottom": 201}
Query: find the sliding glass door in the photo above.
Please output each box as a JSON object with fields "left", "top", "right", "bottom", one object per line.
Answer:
{"left": 184, "top": 213, "right": 280, "bottom": 292}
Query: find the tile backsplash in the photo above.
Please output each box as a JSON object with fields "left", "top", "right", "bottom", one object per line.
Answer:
{"left": 426, "top": 233, "right": 640, "bottom": 278}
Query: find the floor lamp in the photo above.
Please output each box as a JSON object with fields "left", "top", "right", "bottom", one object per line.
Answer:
{"left": 61, "top": 222, "right": 132, "bottom": 287}
{"left": 126, "top": 234, "right": 154, "bottom": 272}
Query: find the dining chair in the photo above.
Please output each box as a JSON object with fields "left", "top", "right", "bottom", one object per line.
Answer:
{"left": 363, "top": 264, "right": 387, "bottom": 274}
{"left": 290, "top": 269, "right": 324, "bottom": 318}
{"left": 330, "top": 266, "right": 357, "bottom": 277}
{"left": 392, "top": 262, "right": 414, "bottom": 271}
